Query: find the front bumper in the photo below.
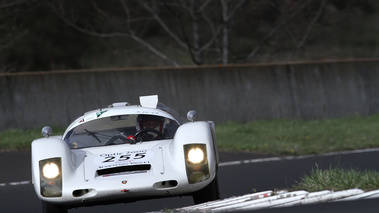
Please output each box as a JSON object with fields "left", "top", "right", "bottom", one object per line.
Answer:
{"left": 34, "top": 144, "right": 216, "bottom": 207}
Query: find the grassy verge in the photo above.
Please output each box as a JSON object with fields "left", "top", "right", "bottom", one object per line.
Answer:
{"left": 216, "top": 114, "right": 379, "bottom": 156}
{"left": 0, "top": 127, "right": 65, "bottom": 150}
{"left": 1, "top": 114, "right": 379, "bottom": 154}
{"left": 292, "top": 165, "right": 379, "bottom": 192}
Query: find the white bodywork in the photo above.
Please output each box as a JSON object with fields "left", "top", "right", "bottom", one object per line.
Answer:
{"left": 31, "top": 95, "right": 218, "bottom": 208}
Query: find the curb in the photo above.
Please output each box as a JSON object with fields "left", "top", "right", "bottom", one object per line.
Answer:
{"left": 176, "top": 189, "right": 379, "bottom": 212}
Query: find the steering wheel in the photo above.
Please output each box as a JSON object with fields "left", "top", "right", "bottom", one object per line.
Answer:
{"left": 105, "top": 134, "right": 131, "bottom": 145}
{"left": 134, "top": 128, "right": 164, "bottom": 142}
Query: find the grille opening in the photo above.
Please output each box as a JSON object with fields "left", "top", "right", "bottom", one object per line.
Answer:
{"left": 73, "top": 189, "right": 91, "bottom": 197}
{"left": 97, "top": 164, "right": 151, "bottom": 176}
{"left": 153, "top": 180, "right": 178, "bottom": 189}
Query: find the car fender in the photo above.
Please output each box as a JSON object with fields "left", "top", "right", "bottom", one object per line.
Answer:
{"left": 170, "top": 121, "right": 218, "bottom": 182}
{"left": 31, "top": 137, "right": 75, "bottom": 199}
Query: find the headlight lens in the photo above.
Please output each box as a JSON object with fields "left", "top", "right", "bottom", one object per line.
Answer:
{"left": 188, "top": 148, "right": 204, "bottom": 164}
{"left": 42, "top": 163, "right": 60, "bottom": 179}
{"left": 39, "top": 158, "right": 62, "bottom": 197}
{"left": 184, "top": 144, "right": 210, "bottom": 184}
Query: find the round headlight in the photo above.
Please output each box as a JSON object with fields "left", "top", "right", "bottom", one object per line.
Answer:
{"left": 42, "top": 163, "right": 60, "bottom": 179}
{"left": 188, "top": 148, "right": 204, "bottom": 164}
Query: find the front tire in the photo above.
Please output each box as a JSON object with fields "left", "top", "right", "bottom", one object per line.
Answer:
{"left": 42, "top": 201, "right": 67, "bottom": 213}
{"left": 192, "top": 176, "right": 220, "bottom": 204}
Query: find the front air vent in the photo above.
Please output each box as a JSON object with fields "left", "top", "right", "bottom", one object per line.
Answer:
{"left": 153, "top": 180, "right": 178, "bottom": 189}
{"left": 97, "top": 164, "right": 151, "bottom": 176}
{"left": 73, "top": 189, "right": 90, "bottom": 197}
{"left": 72, "top": 188, "right": 96, "bottom": 197}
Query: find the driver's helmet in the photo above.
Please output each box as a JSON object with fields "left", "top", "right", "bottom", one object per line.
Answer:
{"left": 136, "top": 114, "right": 165, "bottom": 133}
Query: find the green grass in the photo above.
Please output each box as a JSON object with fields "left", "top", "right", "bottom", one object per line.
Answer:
{"left": 0, "top": 128, "right": 65, "bottom": 150}
{"left": 292, "top": 165, "right": 379, "bottom": 192}
{"left": 216, "top": 114, "right": 379, "bottom": 156}
{"left": 2, "top": 114, "right": 379, "bottom": 154}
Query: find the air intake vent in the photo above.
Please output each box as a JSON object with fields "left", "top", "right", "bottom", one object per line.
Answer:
{"left": 97, "top": 164, "right": 151, "bottom": 176}
{"left": 108, "top": 102, "right": 129, "bottom": 108}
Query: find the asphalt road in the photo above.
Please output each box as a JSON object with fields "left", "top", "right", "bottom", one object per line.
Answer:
{"left": 1, "top": 150, "right": 379, "bottom": 213}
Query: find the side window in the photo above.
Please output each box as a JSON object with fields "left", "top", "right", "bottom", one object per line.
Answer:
{"left": 63, "top": 129, "right": 73, "bottom": 145}
{"left": 163, "top": 119, "right": 179, "bottom": 138}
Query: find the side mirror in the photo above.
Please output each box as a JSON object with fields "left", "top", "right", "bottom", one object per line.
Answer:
{"left": 187, "top": 110, "right": 197, "bottom": 122}
{"left": 41, "top": 126, "right": 52, "bottom": 138}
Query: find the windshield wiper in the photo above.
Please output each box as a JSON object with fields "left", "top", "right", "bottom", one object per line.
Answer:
{"left": 84, "top": 129, "right": 102, "bottom": 143}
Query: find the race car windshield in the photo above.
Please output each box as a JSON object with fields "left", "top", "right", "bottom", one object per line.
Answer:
{"left": 64, "top": 114, "right": 179, "bottom": 149}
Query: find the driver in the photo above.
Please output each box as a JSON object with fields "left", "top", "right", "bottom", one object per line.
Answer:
{"left": 136, "top": 115, "right": 165, "bottom": 141}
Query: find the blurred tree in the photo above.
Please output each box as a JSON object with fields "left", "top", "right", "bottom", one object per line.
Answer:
{"left": 47, "top": 0, "right": 332, "bottom": 66}
{"left": 1, "top": 0, "right": 378, "bottom": 72}
{"left": 0, "top": 0, "right": 28, "bottom": 72}
{"left": 0, "top": 0, "right": 103, "bottom": 72}
{"left": 46, "top": 0, "right": 251, "bottom": 66}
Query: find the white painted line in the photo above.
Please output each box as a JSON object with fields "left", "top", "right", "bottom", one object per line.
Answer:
{"left": 219, "top": 148, "right": 379, "bottom": 167}
{"left": 0, "top": 180, "right": 31, "bottom": 187}
{"left": 319, "top": 148, "right": 379, "bottom": 156}
{"left": 11, "top": 180, "right": 31, "bottom": 185}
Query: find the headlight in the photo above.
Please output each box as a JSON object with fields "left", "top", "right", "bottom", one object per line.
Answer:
{"left": 184, "top": 144, "right": 210, "bottom": 184}
{"left": 188, "top": 148, "right": 204, "bottom": 164}
{"left": 42, "top": 163, "right": 60, "bottom": 179}
{"left": 39, "top": 158, "right": 62, "bottom": 197}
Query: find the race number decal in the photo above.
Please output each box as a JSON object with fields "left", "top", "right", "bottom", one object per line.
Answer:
{"left": 94, "top": 150, "right": 153, "bottom": 169}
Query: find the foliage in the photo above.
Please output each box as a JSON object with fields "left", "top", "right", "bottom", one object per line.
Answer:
{"left": 1, "top": 0, "right": 379, "bottom": 72}
{"left": 292, "top": 165, "right": 379, "bottom": 192}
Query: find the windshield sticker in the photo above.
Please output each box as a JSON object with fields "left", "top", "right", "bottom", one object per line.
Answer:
{"left": 94, "top": 150, "right": 153, "bottom": 169}
{"left": 96, "top": 110, "right": 108, "bottom": 117}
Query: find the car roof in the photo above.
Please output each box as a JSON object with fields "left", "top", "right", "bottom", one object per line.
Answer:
{"left": 63, "top": 96, "right": 185, "bottom": 136}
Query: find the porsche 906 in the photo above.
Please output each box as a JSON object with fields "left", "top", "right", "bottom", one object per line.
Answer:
{"left": 31, "top": 95, "right": 219, "bottom": 213}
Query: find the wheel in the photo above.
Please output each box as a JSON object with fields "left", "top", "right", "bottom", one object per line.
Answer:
{"left": 192, "top": 176, "right": 220, "bottom": 204}
{"left": 41, "top": 201, "right": 67, "bottom": 213}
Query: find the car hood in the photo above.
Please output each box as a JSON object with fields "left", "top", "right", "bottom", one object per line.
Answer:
{"left": 72, "top": 140, "right": 171, "bottom": 181}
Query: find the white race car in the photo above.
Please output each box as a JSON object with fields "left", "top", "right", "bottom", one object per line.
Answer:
{"left": 31, "top": 95, "right": 220, "bottom": 213}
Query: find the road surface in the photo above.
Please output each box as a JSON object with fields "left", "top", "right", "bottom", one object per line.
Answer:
{"left": 1, "top": 150, "right": 378, "bottom": 212}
